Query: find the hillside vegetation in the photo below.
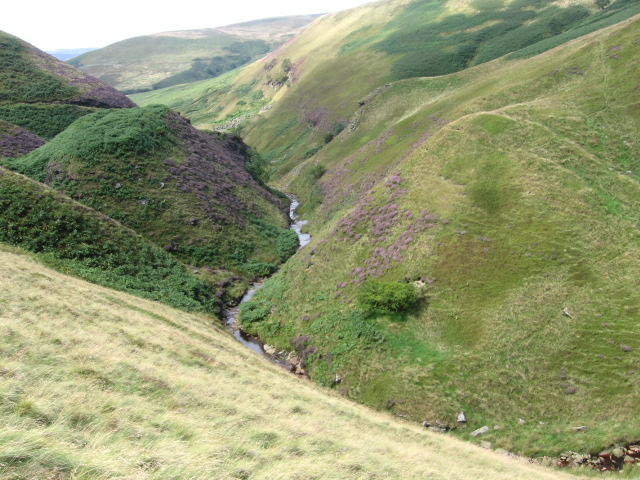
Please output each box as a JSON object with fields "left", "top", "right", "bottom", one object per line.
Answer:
{"left": 133, "top": 0, "right": 640, "bottom": 178}
{"left": 0, "top": 30, "right": 134, "bottom": 140}
{"left": 0, "top": 245, "right": 574, "bottom": 480}
{"left": 235, "top": 13, "right": 640, "bottom": 458}
{"left": 0, "top": 167, "right": 218, "bottom": 312}
{"left": 6, "top": 105, "right": 294, "bottom": 298}
{"left": 70, "top": 16, "right": 320, "bottom": 94}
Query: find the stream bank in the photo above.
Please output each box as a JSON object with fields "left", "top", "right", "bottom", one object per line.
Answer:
{"left": 223, "top": 196, "right": 309, "bottom": 375}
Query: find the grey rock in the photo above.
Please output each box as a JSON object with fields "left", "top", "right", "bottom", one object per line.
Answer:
{"left": 562, "top": 307, "right": 572, "bottom": 318}
{"left": 573, "top": 426, "right": 587, "bottom": 432}
{"left": 518, "top": 418, "right": 526, "bottom": 425}
{"left": 612, "top": 447, "right": 625, "bottom": 458}
{"left": 470, "top": 426, "right": 490, "bottom": 437}
{"left": 386, "top": 399, "right": 395, "bottom": 410}
{"left": 457, "top": 411, "right": 467, "bottom": 423}
{"left": 480, "top": 441, "right": 492, "bottom": 449}
{"left": 430, "top": 426, "right": 447, "bottom": 433}
{"left": 624, "top": 456, "right": 635, "bottom": 463}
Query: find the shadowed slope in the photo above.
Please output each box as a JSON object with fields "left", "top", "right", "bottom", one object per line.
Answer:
{"left": 8, "top": 105, "right": 293, "bottom": 296}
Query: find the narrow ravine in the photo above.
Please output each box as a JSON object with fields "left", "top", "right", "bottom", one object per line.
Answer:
{"left": 223, "top": 196, "right": 309, "bottom": 372}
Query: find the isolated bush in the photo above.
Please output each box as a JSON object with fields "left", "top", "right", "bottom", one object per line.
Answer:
{"left": 357, "top": 280, "right": 418, "bottom": 315}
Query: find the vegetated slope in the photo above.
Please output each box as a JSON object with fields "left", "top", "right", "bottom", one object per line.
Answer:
{"left": 7, "top": 105, "right": 294, "bottom": 297}
{"left": 0, "top": 167, "right": 218, "bottom": 312}
{"left": 0, "top": 245, "right": 573, "bottom": 480}
{"left": 0, "top": 119, "right": 45, "bottom": 158}
{"left": 0, "top": 31, "right": 135, "bottom": 140}
{"left": 70, "top": 16, "right": 321, "bottom": 94}
{"left": 132, "top": 0, "right": 640, "bottom": 178}
{"left": 237, "top": 14, "right": 640, "bottom": 459}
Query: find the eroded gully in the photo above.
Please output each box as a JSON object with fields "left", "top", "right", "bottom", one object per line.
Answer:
{"left": 223, "top": 197, "right": 310, "bottom": 373}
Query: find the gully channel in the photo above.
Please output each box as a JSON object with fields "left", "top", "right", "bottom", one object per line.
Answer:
{"left": 223, "top": 197, "right": 310, "bottom": 373}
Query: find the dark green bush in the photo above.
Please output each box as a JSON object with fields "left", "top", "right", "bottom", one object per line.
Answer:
{"left": 276, "top": 230, "right": 299, "bottom": 260}
{"left": 357, "top": 280, "right": 419, "bottom": 315}
{"left": 239, "top": 300, "right": 273, "bottom": 324}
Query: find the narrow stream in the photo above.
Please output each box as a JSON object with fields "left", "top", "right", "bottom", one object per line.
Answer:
{"left": 223, "top": 196, "right": 309, "bottom": 367}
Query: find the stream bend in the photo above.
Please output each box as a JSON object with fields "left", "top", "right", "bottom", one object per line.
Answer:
{"left": 223, "top": 196, "right": 309, "bottom": 368}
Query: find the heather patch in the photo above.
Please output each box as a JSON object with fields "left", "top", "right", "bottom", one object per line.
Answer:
{"left": 0, "top": 120, "right": 45, "bottom": 158}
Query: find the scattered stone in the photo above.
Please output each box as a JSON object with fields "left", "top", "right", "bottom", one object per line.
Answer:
{"left": 159, "top": 182, "right": 165, "bottom": 188}
{"left": 562, "top": 307, "right": 572, "bottom": 318}
{"left": 114, "top": 183, "right": 122, "bottom": 189}
{"left": 573, "top": 426, "right": 587, "bottom": 432}
{"left": 624, "top": 456, "right": 635, "bottom": 463}
{"left": 430, "top": 426, "right": 447, "bottom": 433}
{"left": 334, "top": 374, "right": 342, "bottom": 385}
{"left": 140, "top": 199, "right": 147, "bottom": 205}
{"left": 386, "top": 399, "right": 395, "bottom": 410}
{"left": 470, "top": 426, "right": 490, "bottom": 437}
{"left": 518, "top": 419, "right": 526, "bottom": 425}
{"left": 622, "top": 345, "right": 633, "bottom": 352}
{"left": 263, "top": 345, "right": 277, "bottom": 355}
{"left": 480, "top": 441, "right": 492, "bottom": 449}
{"left": 494, "top": 425, "right": 500, "bottom": 430}
{"left": 496, "top": 448, "right": 509, "bottom": 456}
{"left": 458, "top": 411, "right": 467, "bottom": 423}
{"left": 565, "top": 386, "right": 577, "bottom": 395}
{"left": 189, "top": 218, "right": 199, "bottom": 226}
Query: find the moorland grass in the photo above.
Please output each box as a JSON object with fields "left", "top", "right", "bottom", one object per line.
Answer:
{"left": 0, "top": 245, "right": 576, "bottom": 479}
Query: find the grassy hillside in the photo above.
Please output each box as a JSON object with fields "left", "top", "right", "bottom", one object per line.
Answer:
{"left": 70, "top": 16, "right": 320, "bottom": 94}
{"left": 0, "top": 245, "right": 575, "bottom": 480}
{"left": 0, "top": 30, "right": 135, "bottom": 140}
{"left": 0, "top": 167, "right": 218, "bottom": 312}
{"left": 235, "top": 13, "right": 640, "bottom": 458}
{"left": 6, "top": 105, "right": 294, "bottom": 294}
{"left": 133, "top": 0, "right": 640, "bottom": 177}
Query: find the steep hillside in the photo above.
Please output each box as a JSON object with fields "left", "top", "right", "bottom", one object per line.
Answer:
{"left": 0, "top": 167, "right": 218, "bottom": 312}
{"left": 70, "top": 16, "right": 320, "bottom": 94}
{"left": 0, "top": 245, "right": 574, "bottom": 480}
{"left": 0, "top": 30, "right": 135, "bottom": 140}
{"left": 7, "top": 105, "right": 294, "bottom": 295}
{"left": 236, "top": 13, "right": 640, "bottom": 458}
{"left": 133, "top": 0, "right": 640, "bottom": 177}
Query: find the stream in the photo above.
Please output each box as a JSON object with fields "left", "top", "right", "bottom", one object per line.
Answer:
{"left": 223, "top": 196, "right": 309, "bottom": 370}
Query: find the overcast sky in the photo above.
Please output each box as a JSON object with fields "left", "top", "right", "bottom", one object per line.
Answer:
{"left": 3, "top": 0, "right": 373, "bottom": 51}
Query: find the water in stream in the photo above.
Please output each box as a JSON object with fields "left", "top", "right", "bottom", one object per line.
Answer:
{"left": 223, "top": 197, "right": 309, "bottom": 364}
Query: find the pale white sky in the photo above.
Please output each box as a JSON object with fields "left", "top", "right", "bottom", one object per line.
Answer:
{"left": 3, "top": 0, "right": 373, "bottom": 51}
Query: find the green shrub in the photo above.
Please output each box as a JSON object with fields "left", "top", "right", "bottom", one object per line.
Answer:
{"left": 244, "top": 262, "right": 277, "bottom": 277}
{"left": 276, "top": 230, "right": 299, "bottom": 260}
{"left": 357, "top": 280, "right": 419, "bottom": 315}
{"left": 239, "top": 300, "right": 273, "bottom": 324}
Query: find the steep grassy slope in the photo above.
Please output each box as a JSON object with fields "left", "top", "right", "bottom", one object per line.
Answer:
{"left": 0, "top": 167, "right": 218, "bottom": 312}
{"left": 0, "top": 245, "right": 575, "bottom": 480}
{"left": 6, "top": 105, "right": 294, "bottom": 292}
{"left": 236, "top": 14, "right": 640, "bottom": 458}
{"left": 0, "top": 31, "right": 135, "bottom": 140}
{"left": 133, "top": 0, "right": 640, "bottom": 177}
{"left": 70, "top": 16, "right": 320, "bottom": 94}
